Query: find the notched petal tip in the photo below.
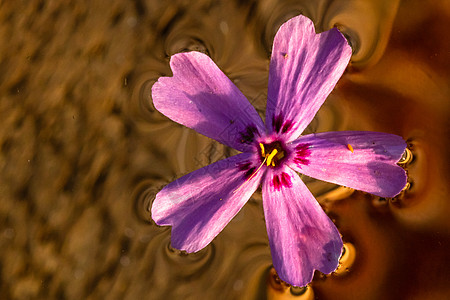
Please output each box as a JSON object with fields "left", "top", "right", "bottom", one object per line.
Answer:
{"left": 266, "top": 15, "right": 352, "bottom": 141}
{"left": 150, "top": 50, "right": 265, "bottom": 152}
{"left": 329, "top": 26, "right": 353, "bottom": 53}
{"left": 150, "top": 192, "right": 166, "bottom": 226}
{"left": 170, "top": 232, "right": 201, "bottom": 253}
{"left": 290, "top": 132, "right": 410, "bottom": 198}
{"left": 275, "top": 227, "right": 343, "bottom": 287}
{"left": 382, "top": 167, "right": 408, "bottom": 198}
{"left": 262, "top": 168, "right": 343, "bottom": 287}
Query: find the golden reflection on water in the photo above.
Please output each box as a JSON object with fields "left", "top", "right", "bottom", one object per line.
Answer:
{"left": 1, "top": 0, "right": 449, "bottom": 299}
{"left": 267, "top": 268, "right": 314, "bottom": 300}
{"left": 334, "top": 243, "right": 356, "bottom": 276}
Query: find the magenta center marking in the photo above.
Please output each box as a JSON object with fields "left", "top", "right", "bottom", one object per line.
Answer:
{"left": 293, "top": 143, "right": 311, "bottom": 167}
{"left": 272, "top": 172, "right": 293, "bottom": 190}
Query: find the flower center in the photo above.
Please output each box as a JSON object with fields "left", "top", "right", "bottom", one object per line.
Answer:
{"left": 259, "top": 141, "right": 286, "bottom": 167}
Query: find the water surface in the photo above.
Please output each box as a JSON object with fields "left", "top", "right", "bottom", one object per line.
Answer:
{"left": 0, "top": 0, "right": 449, "bottom": 299}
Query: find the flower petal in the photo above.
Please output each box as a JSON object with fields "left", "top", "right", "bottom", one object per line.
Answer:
{"left": 151, "top": 153, "right": 263, "bottom": 253}
{"left": 262, "top": 167, "right": 343, "bottom": 287}
{"left": 152, "top": 51, "right": 265, "bottom": 152}
{"left": 266, "top": 15, "right": 352, "bottom": 141}
{"left": 288, "top": 131, "right": 407, "bottom": 197}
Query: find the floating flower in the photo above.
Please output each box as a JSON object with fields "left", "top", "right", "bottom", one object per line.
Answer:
{"left": 151, "top": 15, "right": 407, "bottom": 286}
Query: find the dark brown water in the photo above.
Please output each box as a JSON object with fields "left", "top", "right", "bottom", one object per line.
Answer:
{"left": 1, "top": 0, "right": 449, "bottom": 299}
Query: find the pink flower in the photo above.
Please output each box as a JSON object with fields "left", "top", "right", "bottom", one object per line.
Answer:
{"left": 151, "top": 15, "right": 407, "bottom": 286}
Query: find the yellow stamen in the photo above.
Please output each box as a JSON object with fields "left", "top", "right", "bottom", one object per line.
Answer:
{"left": 266, "top": 149, "right": 278, "bottom": 166}
{"left": 347, "top": 144, "right": 354, "bottom": 153}
{"left": 259, "top": 143, "right": 265, "bottom": 157}
{"left": 271, "top": 161, "right": 275, "bottom": 167}
{"left": 276, "top": 151, "right": 285, "bottom": 160}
